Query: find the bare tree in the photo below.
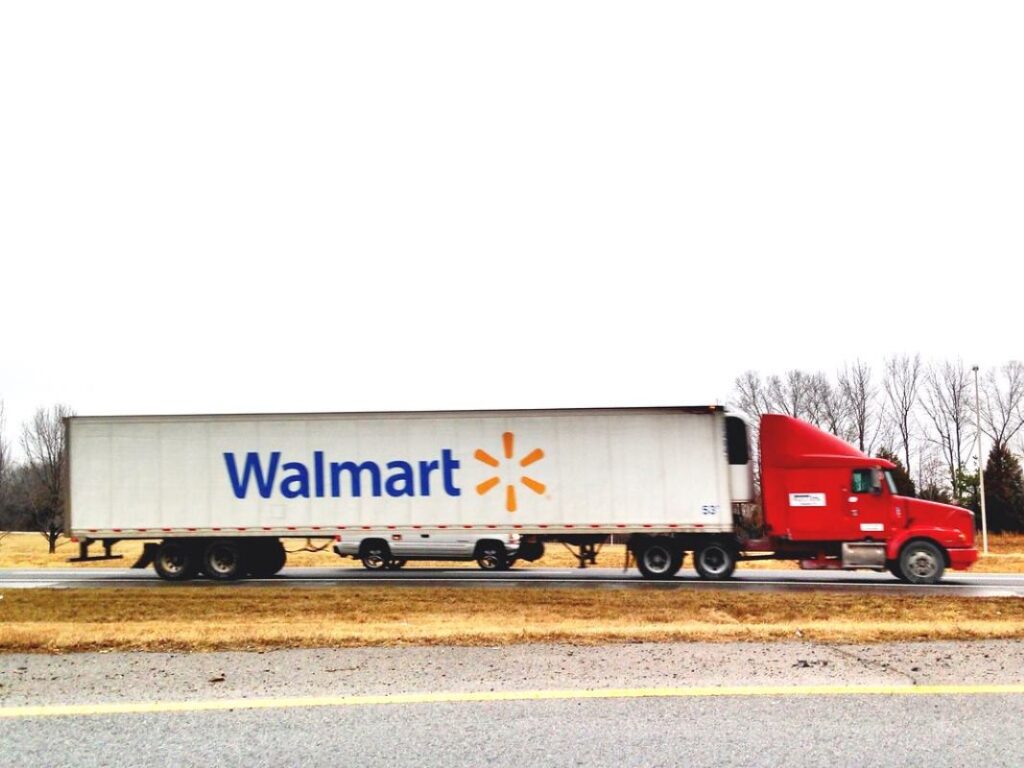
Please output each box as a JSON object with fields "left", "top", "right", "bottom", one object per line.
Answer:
{"left": 883, "top": 354, "right": 922, "bottom": 474}
{"left": 766, "top": 370, "right": 815, "bottom": 421}
{"left": 0, "top": 401, "right": 9, "bottom": 518}
{"left": 20, "top": 405, "right": 73, "bottom": 553}
{"left": 807, "top": 373, "right": 851, "bottom": 438}
{"left": 733, "top": 371, "right": 773, "bottom": 421}
{"left": 981, "top": 361, "right": 1024, "bottom": 451}
{"left": 920, "top": 360, "right": 973, "bottom": 495}
{"left": 837, "top": 360, "right": 881, "bottom": 453}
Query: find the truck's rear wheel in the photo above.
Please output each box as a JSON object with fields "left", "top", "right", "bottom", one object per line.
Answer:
{"left": 202, "top": 539, "right": 246, "bottom": 581}
{"left": 360, "top": 541, "right": 391, "bottom": 570}
{"left": 898, "top": 540, "right": 945, "bottom": 584}
{"left": 247, "top": 539, "right": 287, "bottom": 577}
{"left": 154, "top": 540, "right": 199, "bottom": 581}
{"left": 694, "top": 541, "right": 737, "bottom": 580}
{"left": 636, "top": 540, "right": 683, "bottom": 579}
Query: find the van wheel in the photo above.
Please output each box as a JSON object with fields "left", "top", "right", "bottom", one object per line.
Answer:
{"left": 360, "top": 541, "right": 391, "bottom": 570}
{"left": 636, "top": 540, "right": 683, "bottom": 579}
{"left": 898, "top": 541, "right": 945, "bottom": 584}
{"left": 476, "top": 542, "right": 509, "bottom": 571}
{"left": 694, "top": 541, "right": 737, "bottom": 580}
{"left": 202, "top": 539, "right": 246, "bottom": 581}
{"left": 154, "top": 540, "right": 200, "bottom": 581}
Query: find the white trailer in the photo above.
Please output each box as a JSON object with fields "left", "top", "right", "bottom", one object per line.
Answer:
{"left": 66, "top": 406, "right": 754, "bottom": 580}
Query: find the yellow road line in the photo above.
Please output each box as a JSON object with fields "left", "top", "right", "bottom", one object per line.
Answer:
{"left": 3, "top": 683, "right": 1024, "bottom": 719}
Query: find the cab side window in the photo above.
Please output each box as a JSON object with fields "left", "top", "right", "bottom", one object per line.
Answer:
{"left": 851, "top": 469, "right": 874, "bottom": 494}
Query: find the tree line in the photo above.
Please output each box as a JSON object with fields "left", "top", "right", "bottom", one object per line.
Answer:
{"left": 0, "top": 403, "right": 72, "bottom": 552}
{"left": 732, "top": 357, "right": 1024, "bottom": 531}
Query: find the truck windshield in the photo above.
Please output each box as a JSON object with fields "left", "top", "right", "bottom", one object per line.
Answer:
{"left": 884, "top": 470, "right": 898, "bottom": 494}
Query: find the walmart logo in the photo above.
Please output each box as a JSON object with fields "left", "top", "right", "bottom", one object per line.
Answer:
{"left": 223, "top": 432, "right": 547, "bottom": 510}
{"left": 473, "top": 431, "right": 546, "bottom": 513}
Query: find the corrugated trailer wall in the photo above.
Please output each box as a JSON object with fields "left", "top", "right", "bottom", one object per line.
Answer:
{"left": 67, "top": 407, "right": 734, "bottom": 537}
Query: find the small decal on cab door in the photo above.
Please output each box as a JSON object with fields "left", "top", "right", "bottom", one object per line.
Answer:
{"left": 789, "top": 493, "right": 826, "bottom": 507}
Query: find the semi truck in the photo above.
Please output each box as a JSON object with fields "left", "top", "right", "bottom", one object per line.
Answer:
{"left": 65, "top": 405, "right": 978, "bottom": 584}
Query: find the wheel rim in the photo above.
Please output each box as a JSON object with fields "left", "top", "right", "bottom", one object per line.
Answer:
{"left": 642, "top": 545, "right": 672, "bottom": 574}
{"left": 159, "top": 549, "right": 185, "bottom": 575}
{"left": 907, "top": 549, "right": 938, "bottom": 580}
{"left": 699, "top": 546, "right": 729, "bottom": 575}
{"left": 479, "top": 550, "right": 499, "bottom": 569}
{"left": 364, "top": 550, "right": 386, "bottom": 569}
{"left": 207, "top": 545, "right": 238, "bottom": 576}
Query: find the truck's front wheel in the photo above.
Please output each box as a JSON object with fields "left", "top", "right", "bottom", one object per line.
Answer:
{"left": 636, "top": 540, "right": 683, "bottom": 579}
{"left": 154, "top": 540, "right": 200, "bottom": 582}
{"left": 694, "top": 542, "right": 737, "bottom": 580}
{"left": 898, "top": 540, "right": 945, "bottom": 585}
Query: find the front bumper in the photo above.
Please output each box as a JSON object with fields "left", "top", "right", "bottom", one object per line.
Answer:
{"left": 948, "top": 547, "right": 979, "bottom": 571}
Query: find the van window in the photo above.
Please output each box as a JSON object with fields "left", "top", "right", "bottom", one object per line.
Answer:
{"left": 725, "top": 417, "right": 750, "bottom": 465}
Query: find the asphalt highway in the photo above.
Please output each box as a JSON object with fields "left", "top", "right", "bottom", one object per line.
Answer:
{"left": 3, "top": 642, "right": 1024, "bottom": 768}
{"left": 3, "top": 566, "right": 1024, "bottom": 596}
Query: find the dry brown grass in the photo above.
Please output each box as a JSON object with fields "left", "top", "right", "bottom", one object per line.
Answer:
{"left": 3, "top": 532, "right": 1023, "bottom": 572}
{"left": 2, "top": 587, "right": 1024, "bottom": 653}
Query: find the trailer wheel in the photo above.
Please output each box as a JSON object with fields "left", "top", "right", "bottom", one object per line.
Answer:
{"left": 385, "top": 558, "right": 407, "bottom": 570}
{"left": 360, "top": 541, "right": 391, "bottom": 570}
{"left": 898, "top": 540, "right": 945, "bottom": 585}
{"left": 202, "top": 539, "right": 246, "bottom": 581}
{"left": 247, "top": 539, "right": 287, "bottom": 577}
{"left": 153, "top": 540, "right": 199, "bottom": 581}
{"left": 694, "top": 541, "right": 737, "bottom": 580}
{"left": 476, "top": 542, "right": 509, "bottom": 571}
{"left": 636, "top": 540, "right": 683, "bottom": 579}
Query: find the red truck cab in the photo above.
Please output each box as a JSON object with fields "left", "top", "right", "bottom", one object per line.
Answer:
{"left": 758, "top": 415, "right": 977, "bottom": 584}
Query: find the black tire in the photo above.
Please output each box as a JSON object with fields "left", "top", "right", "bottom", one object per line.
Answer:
{"left": 202, "top": 539, "right": 247, "bottom": 581}
{"left": 886, "top": 561, "right": 905, "bottom": 581}
{"left": 694, "top": 541, "right": 737, "bottom": 580}
{"left": 635, "top": 539, "right": 683, "bottom": 579}
{"left": 517, "top": 540, "right": 546, "bottom": 562}
{"left": 476, "top": 542, "right": 509, "bottom": 571}
{"left": 385, "top": 558, "right": 407, "bottom": 570}
{"left": 360, "top": 541, "right": 391, "bottom": 570}
{"left": 153, "top": 540, "right": 200, "bottom": 582}
{"left": 898, "top": 540, "right": 945, "bottom": 585}
{"left": 247, "top": 539, "right": 287, "bottom": 577}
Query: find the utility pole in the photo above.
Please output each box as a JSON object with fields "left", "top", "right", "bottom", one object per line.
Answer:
{"left": 972, "top": 365, "right": 989, "bottom": 554}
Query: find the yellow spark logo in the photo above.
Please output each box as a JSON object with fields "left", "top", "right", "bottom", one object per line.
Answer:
{"left": 474, "top": 432, "right": 546, "bottom": 513}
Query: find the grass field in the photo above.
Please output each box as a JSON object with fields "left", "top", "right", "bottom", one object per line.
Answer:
{"left": 2, "top": 587, "right": 1024, "bottom": 652}
{"left": 2, "top": 532, "right": 1022, "bottom": 573}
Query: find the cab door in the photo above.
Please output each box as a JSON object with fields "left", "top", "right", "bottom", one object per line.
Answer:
{"left": 844, "top": 469, "right": 891, "bottom": 540}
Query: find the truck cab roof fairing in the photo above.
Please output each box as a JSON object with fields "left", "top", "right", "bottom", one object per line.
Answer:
{"left": 759, "top": 414, "right": 896, "bottom": 470}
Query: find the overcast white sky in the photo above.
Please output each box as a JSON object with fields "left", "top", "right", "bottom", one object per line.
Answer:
{"left": 1, "top": 1, "right": 1022, "bottom": 443}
